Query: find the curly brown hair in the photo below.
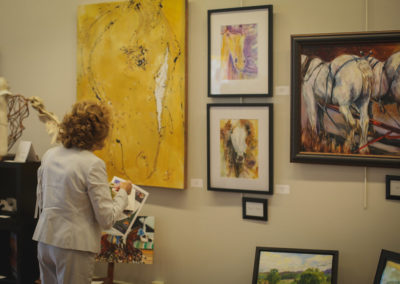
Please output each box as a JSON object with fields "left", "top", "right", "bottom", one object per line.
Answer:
{"left": 58, "top": 100, "right": 111, "bottom": 151}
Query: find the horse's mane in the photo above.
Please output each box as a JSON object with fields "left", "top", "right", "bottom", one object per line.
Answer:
{"left": 302, "top": 55, "right": 322, "bottom": 82}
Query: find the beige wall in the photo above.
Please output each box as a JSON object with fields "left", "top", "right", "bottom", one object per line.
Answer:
{"left": 1, "top": 0, "right": 400, "bottom": 283}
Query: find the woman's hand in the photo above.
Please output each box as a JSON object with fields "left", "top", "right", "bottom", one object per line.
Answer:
{"left": 120, "top": 181, "right": 132, "bottom": 195}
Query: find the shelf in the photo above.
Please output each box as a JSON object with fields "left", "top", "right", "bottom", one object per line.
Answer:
{"left": 0, "top": 218, "right": 19, "bottom": 231}
{"left": 0, "top": 162, "right": 40, "bottom": 283}
{"left": 0, "top": 161, "right": 40, "bottom": 169}
{"left": 0, "top": 275, "right": 16, "bottom": 284}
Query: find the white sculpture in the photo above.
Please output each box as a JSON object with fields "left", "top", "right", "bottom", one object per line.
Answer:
{"left": 28, "top": 96, "right": 60, "bottom": 144}
{"left": 0, "top": 76, "right": 60, "bottom": 159}
{"left": 0, "top": 77, "right": 12, "bottom": 157}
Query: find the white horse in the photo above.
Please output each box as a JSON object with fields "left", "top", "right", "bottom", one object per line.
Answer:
{"left": 366, "top": 51, "right": 400, "bottom": 105}
{"left": 220, "top": 119, "right": 257, "bottom": 178}
{"left": 301, "top": 54, "right": 373, "bottom": 153}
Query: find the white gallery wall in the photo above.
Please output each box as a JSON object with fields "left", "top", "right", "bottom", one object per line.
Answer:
{"left": 1, "top": 0, "right": 400, "bottom": 283}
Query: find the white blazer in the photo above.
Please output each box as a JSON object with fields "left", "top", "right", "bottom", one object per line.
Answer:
{"left": 33, "top": 146, "right": 128, "bottom": 253}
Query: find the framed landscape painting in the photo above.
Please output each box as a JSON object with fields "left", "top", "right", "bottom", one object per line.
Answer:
{"left": 374, "top": 249, "right": 400, "bottom": 284}
{"left": 252, "top": 247, "right": 339, "bottom": 284}
{"left": 207, "top": 104, "right": 273, "bottom": 194}
{"left": 290, "top": 31, "right": 400, "bottom": 168}
{"left": 208, "top": 5, "right": 273, "bottom": 97}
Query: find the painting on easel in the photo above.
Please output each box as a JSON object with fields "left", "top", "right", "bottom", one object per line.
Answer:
{"left": 97, "top": 216, "right": 155, "bottom": 265}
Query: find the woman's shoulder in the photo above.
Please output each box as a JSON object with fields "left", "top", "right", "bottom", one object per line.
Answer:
{"left": 79, "top": 149, "right": 105, "bottom": 167}
{"left": 44, "top": 146, "right": 101, "bottom": 163}
{"left": 42, "top": 145, "right": 62, "bottom": 159}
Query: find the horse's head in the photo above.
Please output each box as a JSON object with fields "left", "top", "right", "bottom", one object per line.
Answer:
{"left": 230, "top": 120, "right": 249, "bottom": 164}
{"left": 222, "top": 28, "right": 246, "bottom": 73}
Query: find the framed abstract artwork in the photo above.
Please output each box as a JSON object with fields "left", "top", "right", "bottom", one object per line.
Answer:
{"left": 77, "top": 0, "right": 187, "bottom": 189}
{"left": 290, "top": 31, "right": 400, "bottom": 168}
{"left": 207, "top": 104, "right": 273, "bottom": 194}
{"left": 208, "top": 5, "right": 273, "bottom": 97}
{"left": 374, "top": 249, "right": 400, "bottom": 284}
{"left": 252, "top": 247, "right": 339, "bottom": 284}
{"left": 386, "top": 175, "right": 400, "bottom": 200}
{"left": 242, "top": 197, "right": 268, "bottom": 221}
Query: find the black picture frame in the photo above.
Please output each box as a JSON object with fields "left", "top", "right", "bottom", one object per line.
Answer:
{"left": 242, "top": 197, "right": 268, "bottom": 221}
{"left": 252, "top": 247, "right": 339, "bottom": 284}
{"left": 290, "top": 31, "right": 400, "bottom": 168}
{"left": 386, "top": 175, "right": 400, "bottom": 200}
{"left": 374, "top": 249, "right": 400, "bottom": 284}
{"left": 207, "top": 5, "right": 273, "bottom": 97}
{"left": 207, "top": 103, "right": 273, "bottom": 194}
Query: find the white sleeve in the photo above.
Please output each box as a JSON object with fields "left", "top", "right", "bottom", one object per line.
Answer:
{"left": 87, "top": 159, "right": 128, "bottom": 230}
{"left": 34, "top": 165, "right": 43, "bottom": 219}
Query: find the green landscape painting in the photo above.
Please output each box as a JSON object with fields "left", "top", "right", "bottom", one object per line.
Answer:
{"left": 256, "top": 251, "right": 334, "bottom": 284}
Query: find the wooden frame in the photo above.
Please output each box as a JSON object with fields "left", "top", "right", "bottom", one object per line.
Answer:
{"left": 386, "top": 175, "right": 400, "bottom": 200}
{"left": 374, "top": 249, "right": 400, "bottom": 283}
{"left": 207, "top": 104, "right": 273, "bottom": 194}
{"left": 290, "top": 31, "right": 400, "bottom": 168}
{"left": 208, "top": 5, "right": 273, "bottom": 97}
{"left": 252, "top": 246, "right": 339, "bottom": 284}
{"left": 242, "top": 197, "right": 268, "bottom": 221}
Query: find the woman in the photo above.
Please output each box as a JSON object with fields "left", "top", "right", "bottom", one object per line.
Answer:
{"left": 33, "top": 100, "right": 132, "bottom": 284}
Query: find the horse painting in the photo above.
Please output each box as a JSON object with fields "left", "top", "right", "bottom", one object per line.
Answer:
{"left": 301, "top": 54, "right": 373, "bottom": 153}
{"left": 220, "top": 119, "right": 258, "bottom": 178}
{"left": 363, "top": 51, "right": 400, "bottom": 152}
{"left": 220, "top": 24, "right": 258, "bottom": 80}
{"left": 367, "top": 51, "right": 400, "bottom": 105}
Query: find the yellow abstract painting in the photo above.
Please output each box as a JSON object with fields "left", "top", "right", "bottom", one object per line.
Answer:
{"left": 77, "top": 0, "right": 187, "bottom": 189}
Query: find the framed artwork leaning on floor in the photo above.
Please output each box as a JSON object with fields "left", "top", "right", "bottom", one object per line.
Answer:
{"left": 252, "top": 246, "right": 339, "bottom": 284}
{"left": 374, "top": 249, "right": 400, "bottom": 284}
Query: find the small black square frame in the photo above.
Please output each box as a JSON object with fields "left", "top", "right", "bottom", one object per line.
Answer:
{"left": 242, "top": 197, "right": 268, "bottom": 221}
{"left": 386, "top": 175, "right": 400, "bottom": 200}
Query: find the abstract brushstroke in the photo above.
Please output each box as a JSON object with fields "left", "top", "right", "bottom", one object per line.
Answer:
{"left": 155, "top": 47, "right": 169, "bottom": 134}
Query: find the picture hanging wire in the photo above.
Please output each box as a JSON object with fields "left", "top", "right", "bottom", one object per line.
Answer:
{"left": 365, "top": 0, "right": 368, "bottom": 31}
{"left": 364, "top": 167, "right": 368, "bottom": 209}
{"left": 363, "top": 0, "right": 368, "bottom": 210}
